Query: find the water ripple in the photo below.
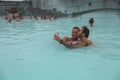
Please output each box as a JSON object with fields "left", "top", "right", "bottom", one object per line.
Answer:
{"left": 102, "top": 54, "right": 120, "bottom": 61}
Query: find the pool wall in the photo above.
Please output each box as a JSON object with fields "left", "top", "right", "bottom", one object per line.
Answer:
{"left": 0, "top": 1, "right": 32, "bottom": 16}
{"left": 26, "top": 0, "right": 120, "bottom": 14}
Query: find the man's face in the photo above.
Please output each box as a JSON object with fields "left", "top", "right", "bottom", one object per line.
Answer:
{"left": 72, "top": 29, "right": 79, "bottom": 39}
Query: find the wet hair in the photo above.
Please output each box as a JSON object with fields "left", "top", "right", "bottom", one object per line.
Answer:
{"left": 82, "top": 26, "right": 89, "bottom": 38}
{"left": 43, "top": 16, "right": 47, "bottom": 19}
{"left": 73, "top": 26, "right": 80, "bottom": 31}
{"left": 89, "top": 18, "right": 94, "bottom": 24}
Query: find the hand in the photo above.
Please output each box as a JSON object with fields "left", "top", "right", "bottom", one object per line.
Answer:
{"left": 54, "top": 34, "right": 61, "bottom": 41}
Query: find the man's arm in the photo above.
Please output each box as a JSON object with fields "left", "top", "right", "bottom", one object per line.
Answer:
{"left": 60, "top": 40, "right": 73, "bottom": 49}
{"left": 60, "top": 40, "right": 83, "bottom": 49}
{"left": 54, "top": 34, "right": 83, "bottom": 49}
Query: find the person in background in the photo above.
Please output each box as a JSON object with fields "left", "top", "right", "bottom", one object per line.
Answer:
{"left": 89, "top": 18, "right": 95, "bottom": 27}
{"left": 34, "top": 16, "right": 40, "bottom": 20}
{"left": 16, "top": 16, "right": 22, "bottom": 22}
{"left": 6, "top": 13, "right": 14, "bottom": 23}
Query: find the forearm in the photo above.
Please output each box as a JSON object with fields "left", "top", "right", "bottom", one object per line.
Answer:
{"left": 61, "top": 41, "right": 74, "bottom": 49}
{"left": 60, "top": 40, "right": 83, "bottom": 49}
{"left": 58, "top": 39, "right": 73, "bottom": 49}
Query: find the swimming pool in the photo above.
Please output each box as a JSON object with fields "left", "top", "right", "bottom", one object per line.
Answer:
{"left": 0, "top": 10, "right": 120, "bottom": 80}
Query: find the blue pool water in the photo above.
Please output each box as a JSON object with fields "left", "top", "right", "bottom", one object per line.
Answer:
{"left": 0, "top": 10, "right": 120, "bottom": 80}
